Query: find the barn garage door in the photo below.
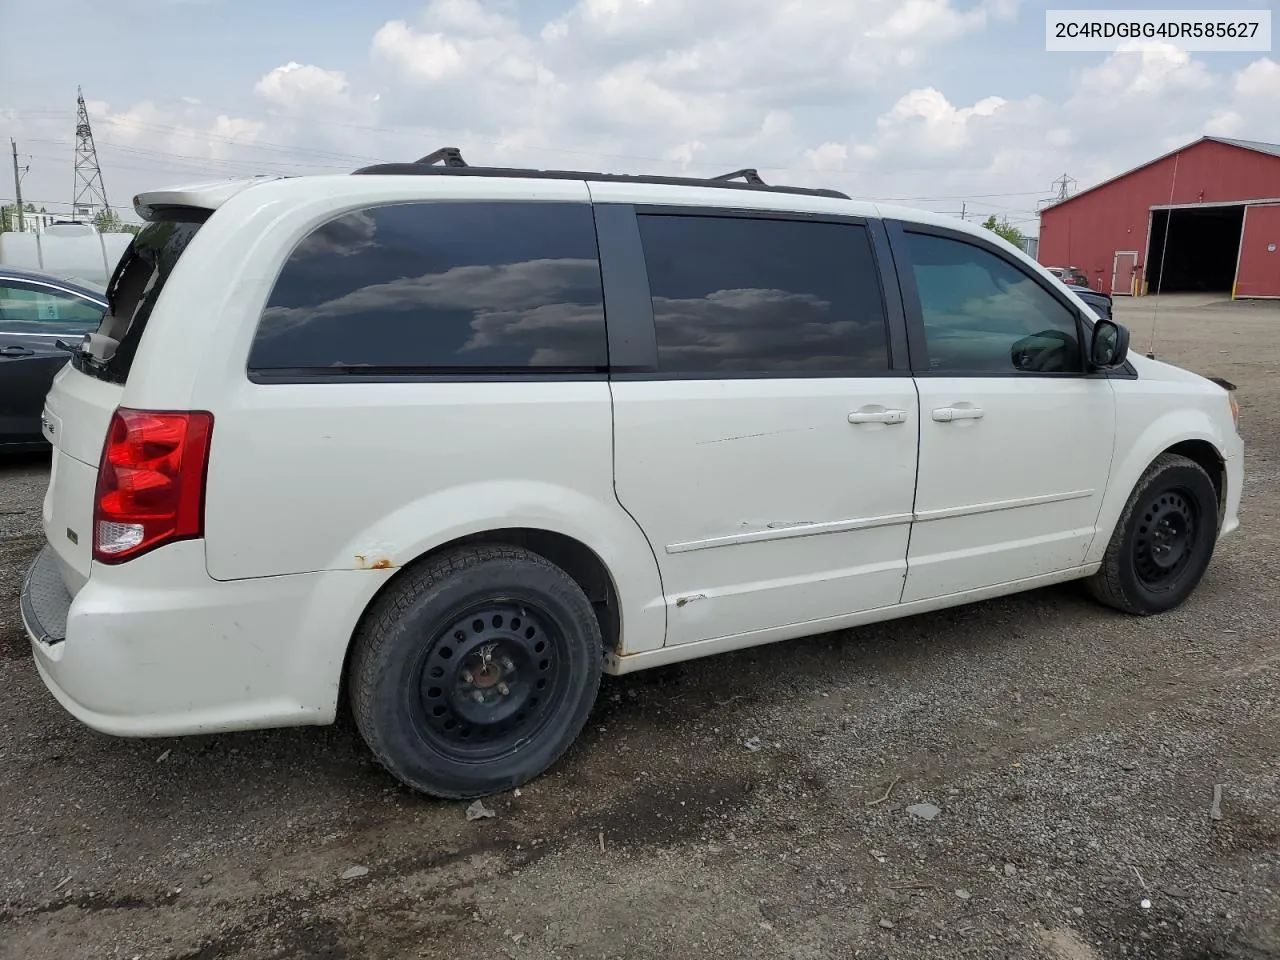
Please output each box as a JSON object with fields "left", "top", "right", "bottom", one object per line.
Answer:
{"left": 1235, "top": 204, "right": 1280, "bottom": 299}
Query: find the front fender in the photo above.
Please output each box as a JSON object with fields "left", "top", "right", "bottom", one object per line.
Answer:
{"left": 330, "top": 480, "right": 668, "bottom": 656}
{"left": 1087, "top": 404, "right": 1232, "bottom": 565}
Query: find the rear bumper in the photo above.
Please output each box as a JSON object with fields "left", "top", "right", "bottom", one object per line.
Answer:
{"left": 21, "top": 540, "right": 388, "bottom": 737}
{"left": 20, "top": 545, "right": 72, "bottom": 645}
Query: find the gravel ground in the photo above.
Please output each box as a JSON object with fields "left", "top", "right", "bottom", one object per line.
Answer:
{"left": 1, "top": 294, "right": 1277, "bottom": 960}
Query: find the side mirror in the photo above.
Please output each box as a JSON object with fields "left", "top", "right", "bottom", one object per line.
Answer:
{"left": 1090, "top": 319, "right": 1129, "bottom": 370}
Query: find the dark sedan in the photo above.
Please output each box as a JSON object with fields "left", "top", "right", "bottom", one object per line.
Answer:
{"left": 1, "top": 267, "right": 108, "bottom": 450}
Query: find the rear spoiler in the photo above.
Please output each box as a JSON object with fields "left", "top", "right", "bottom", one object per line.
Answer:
{"left": 132, "top": 176, "right": 282, "bottom": 221}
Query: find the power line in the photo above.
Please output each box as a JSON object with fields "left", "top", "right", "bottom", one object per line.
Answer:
{"left": 27, "top": 137, "right": 352, "bottom": 171}
{"left": 8, "top": 108, "right": 1072, "bottom": 221}
{"left": 875, "top": 190, "right": 1046, "bottom": 202}
{"left": 8, "top": 108, "right": 1060, "bottom": 197}
{"left": 1, "top": 196, "right": 138, "bottom": 214}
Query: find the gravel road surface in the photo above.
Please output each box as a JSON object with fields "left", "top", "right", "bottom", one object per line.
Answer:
{"left": 1, "top": 295, "right": 1277, "bottom": 960}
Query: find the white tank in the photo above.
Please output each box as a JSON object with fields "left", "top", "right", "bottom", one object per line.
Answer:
{"left": 0, "top": 223, "right": 133, "bottom": 288}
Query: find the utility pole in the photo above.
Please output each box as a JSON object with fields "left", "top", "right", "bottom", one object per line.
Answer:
{"left": 11, "top": 139, "right": 25, "bottom": 232}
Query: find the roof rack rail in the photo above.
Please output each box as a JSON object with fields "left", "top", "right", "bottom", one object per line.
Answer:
{"left": 351, "top": 149, "right": 850, "bottom": 201}
{"left": 711, "top": 168, "right": 766, "bottom": 185}
{"left": 416, "top": 147, "right": 468, "bottom": 167}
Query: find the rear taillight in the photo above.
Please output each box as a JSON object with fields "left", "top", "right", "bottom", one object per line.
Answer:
{"left": 93, "top": 408, "right": 214, "bottom": 564}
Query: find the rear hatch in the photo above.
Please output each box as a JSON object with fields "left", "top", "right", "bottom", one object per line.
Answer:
{"left": 41, "top": 209, "right": 208, "bottom": 592}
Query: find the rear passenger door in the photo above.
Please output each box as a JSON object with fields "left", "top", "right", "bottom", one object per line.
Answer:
{"left": 601, "top": 204, "right": 920, "bottom": 647}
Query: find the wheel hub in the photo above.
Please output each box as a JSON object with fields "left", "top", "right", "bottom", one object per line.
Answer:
{"left": 414, "top": 603, "right": 559, "bottom": 757}
{"left": 1134, "top": 490, "right": 1196, "bottom": 587}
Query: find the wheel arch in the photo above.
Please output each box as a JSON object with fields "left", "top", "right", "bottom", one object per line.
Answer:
{"left": 336, "top": 527, "right": 629, "bottom": 717}
{"left": 1163, "top": 438, "right": 1227, "bottom": 527}
{"left": 1088, "top": 418, "right": 1231, "bottom": 566}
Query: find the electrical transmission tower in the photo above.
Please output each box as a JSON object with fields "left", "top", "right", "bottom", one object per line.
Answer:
{"left": 72, "top": 87, "right": 109, "bottom": 219}
{"left": 1051, "top": 172, "right": 1077, "bottom": 202}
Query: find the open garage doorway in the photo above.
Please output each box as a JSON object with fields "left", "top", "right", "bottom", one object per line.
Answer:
{"left": 1145, "top": 204, "right": 1245, "bottom": 294}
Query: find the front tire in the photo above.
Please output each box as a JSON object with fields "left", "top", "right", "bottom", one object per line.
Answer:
{"left": 349, "top": 545, "right": 603, "bottom": 799}
{"left": 1086, "top": 453, "right": 1220, "bottom": 615}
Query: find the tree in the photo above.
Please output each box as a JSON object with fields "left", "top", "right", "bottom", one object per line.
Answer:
{"left": 0, "top": 202, "right": 33, "bottom": 232}
{"left": 981, "top": 214, "right": 1024, "bottom": 247}
{"left": 93, "top": 208, "right": 142, "bottom": 235}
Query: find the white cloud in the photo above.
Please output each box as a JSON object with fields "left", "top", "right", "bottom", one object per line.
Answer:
{"left": 8, "top": 0, "right": 1276, "bottom": 235}
{"left": 255, "top": 63, "right": 352, "bottom": 112}
{"left": 806, "top": 143, "right": 849, "bottom": 172}
{"left": 868, "top": 0, "right": 995, "bottom": 43}
{"left": 370, "top": 21, "right": 466, "bottom": 82}
{"left": 1233, "top": 57, "right": 1280, "bottom": 99}
{"left": 1205, "top": 110, "right": 1245, "bottom": 137}
{"left": 876, "top": 88, "right": 1010, "bottom": 156}
{"left": 663, "top": 140, "right": 706, "bottom": 169}
{"left": 1074, "top": 44, "right": 1215, "bottom": 100}
{"left": 208, "top": 115, "right": 267, "bottom": 150}
{"left": 88, "top": 100, "right": 262, "bottom": 158}
{"left": 429, "top": 0, "right": 515, "bottom": 35}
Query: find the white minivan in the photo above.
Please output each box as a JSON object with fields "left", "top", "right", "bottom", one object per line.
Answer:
{"left": 21, "top": 152, "right": 1243, "bottom": 798}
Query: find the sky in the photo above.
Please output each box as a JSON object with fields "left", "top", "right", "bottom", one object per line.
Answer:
{"left": 1, "top": 0, "right": 1277, "bottom": 235}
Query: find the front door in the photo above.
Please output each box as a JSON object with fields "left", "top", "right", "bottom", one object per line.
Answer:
{"left": 888, "top": 222, "right": 1117, "bottom": 603}
{"left": 608, "top": 208, "right": 920, "bottom": 646}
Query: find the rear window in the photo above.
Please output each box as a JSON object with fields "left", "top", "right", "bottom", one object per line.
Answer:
{"left": 74, "top": 210, "right": 206, "bottom": 384}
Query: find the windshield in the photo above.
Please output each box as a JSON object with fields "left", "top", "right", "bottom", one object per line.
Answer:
{"left": 73, "top": 209, "right": 207, "bottom": 384}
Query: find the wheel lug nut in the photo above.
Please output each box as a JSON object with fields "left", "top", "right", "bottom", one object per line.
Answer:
{"left": 498, "top": 682, "right": 510, "bottom": 696}
{"left": 502, "top": 657, "right": 515, "bottom": 672}
{"left": 462, "top": 671, "right": 474, "bottom": 684}
{"left": 472, "top": 690, "right": 484, "bottom": 702}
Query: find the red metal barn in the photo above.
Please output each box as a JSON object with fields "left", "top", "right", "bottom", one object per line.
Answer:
{"left": 1037, "top": 137, "right": 1280, "bottom": 298}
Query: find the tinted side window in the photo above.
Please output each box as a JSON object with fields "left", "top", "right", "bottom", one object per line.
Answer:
{"left": 249, "top": 202, "right": 608, "bottom": 372}
{"left": 636, "top": 214, "right": 889, "bottom": 375}
{"left": 904, "top": 232, "right": 1083, "bottom": 375}
{"left": 0, "top": 283, "right": 104, "bottom": 331}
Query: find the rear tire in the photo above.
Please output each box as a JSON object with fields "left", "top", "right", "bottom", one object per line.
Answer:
{"left": 1086, "top": 453, "right": 1219, "bottom": 615}
{"left": 349, "top": 545, "right": 603, "bottom": 799}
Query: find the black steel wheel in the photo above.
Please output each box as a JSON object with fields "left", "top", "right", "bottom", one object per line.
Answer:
{"left": 349, "top": 545, "right": 603, "bottom": 798}
{"left": 1131, "top": 489, "right": 1198, "bottom": 589}
{"left": 409, "top": 602, "right": 568, "bottom": 763}
{"left": 1087, "top": 453, "right": 1219, "bottom": 615}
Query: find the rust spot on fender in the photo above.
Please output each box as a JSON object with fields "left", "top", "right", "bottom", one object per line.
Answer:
{"left": 355, "top": 555, "right": 396, "bottom": 571}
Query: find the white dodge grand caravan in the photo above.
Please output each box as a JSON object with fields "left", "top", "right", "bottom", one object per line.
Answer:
{"left": 21, "top": 151, "right": 1244, "bottom": 799}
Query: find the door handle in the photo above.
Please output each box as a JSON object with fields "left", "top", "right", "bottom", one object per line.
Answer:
{"left": 848, "top": 408, "right": 908, "bottom": 425}
{"left": 0, "top": 345, "right": 34, "bottom": 358}
{"left": 932, "top": 405, "right": 985, "bottom": 422}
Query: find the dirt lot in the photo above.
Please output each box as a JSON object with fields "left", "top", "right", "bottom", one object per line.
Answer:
{"left": 1, "top": 294, "right": 1277, "bottom": 960}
